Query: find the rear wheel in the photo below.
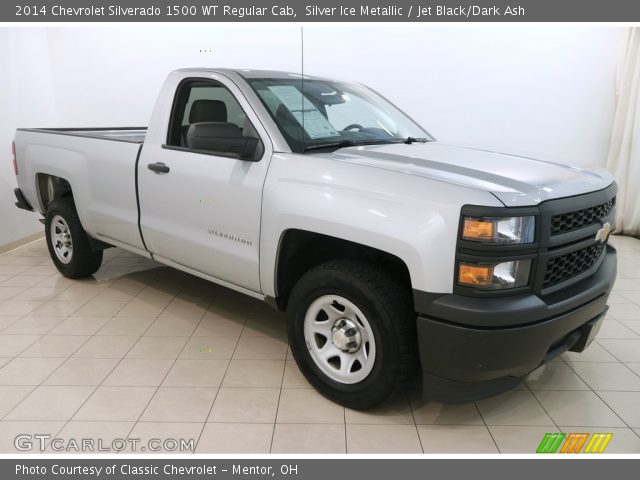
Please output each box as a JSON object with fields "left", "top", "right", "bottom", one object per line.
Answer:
{"left": 45, "top": 197, "right": 103, "bottom": 278}
{"left": 287, "top": 259, "right": 417, "bottom": 410}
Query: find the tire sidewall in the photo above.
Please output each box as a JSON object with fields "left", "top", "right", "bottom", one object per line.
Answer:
{"left": 44, "top": 199, "right": 99, "bottom": 277}
{"left": 46, "top": 203, "right": 73, "bottom": 273}
{"left": 288, "top": 268, "right": 402, "bottom": 401}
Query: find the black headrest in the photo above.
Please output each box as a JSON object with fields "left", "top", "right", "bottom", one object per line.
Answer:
{"left": 187, "top": 122, "right": 242, "bottom": 150}
{"left": 189, "top": 100, "right": 227, "bottom": 123}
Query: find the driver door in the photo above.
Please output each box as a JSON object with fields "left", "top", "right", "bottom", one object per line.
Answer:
{"left": 138, "top": 75, "right": 271, "bottom": 293}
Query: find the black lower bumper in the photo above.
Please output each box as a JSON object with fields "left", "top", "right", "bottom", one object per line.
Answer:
{"left": 415, "top": 245, "right": 616, "bottom": 403}
{"left": 14, "top": 188, "right": 34, "bottom": 211}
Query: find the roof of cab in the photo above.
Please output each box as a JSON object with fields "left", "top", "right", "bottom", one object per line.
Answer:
{"left": 171, "top": 68, "right": 331, "bottom": 81}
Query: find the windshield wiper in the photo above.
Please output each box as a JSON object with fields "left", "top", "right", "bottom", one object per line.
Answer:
{"left": 303, "top": 137, "right": 429, "bottom": 152}
{"left": 303, "top": 139, "right": 399, "bottom": 153}
{"left": 402, "top": 137, "right": 429, "bottom": 144}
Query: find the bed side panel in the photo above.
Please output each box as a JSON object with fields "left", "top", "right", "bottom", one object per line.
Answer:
{"left": 15, "top": 130, "right": 146, "bottom": 252}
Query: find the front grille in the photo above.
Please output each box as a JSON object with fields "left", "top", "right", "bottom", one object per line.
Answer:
{"left": 456, "top": 183, "right": 616, "bottom": 295}
{"left": 550, "top": 198, "right": 615, "bottom": 236}
{"left": 543, "top": 241, "right": 606, "bottom": 288}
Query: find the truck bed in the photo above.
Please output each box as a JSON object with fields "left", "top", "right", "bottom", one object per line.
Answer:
{"left": 17, "top": 127, "right": 147, "bottom": 144}
{"left": 14, "top": 126, "right": 148, "bottom": 252}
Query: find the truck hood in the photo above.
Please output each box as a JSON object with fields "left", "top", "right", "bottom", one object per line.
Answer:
{"left": 316, "top": 142, "right": 614, "bottom": 206}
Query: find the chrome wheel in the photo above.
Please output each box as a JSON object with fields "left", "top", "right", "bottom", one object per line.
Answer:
{"left": 50, "top": 215, "right": 73, "bottom": 264}
{"left": 303, "top": 295, "right": 376, "bottom": 384}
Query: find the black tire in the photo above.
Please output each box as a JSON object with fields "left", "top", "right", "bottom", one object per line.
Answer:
{"left": 45, "top": 197, "right": 103, "bottom": 279}
{"left": 287, "top": 259, "right": 418, "bottom": 410}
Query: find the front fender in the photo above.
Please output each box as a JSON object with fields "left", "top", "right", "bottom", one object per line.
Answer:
{"left": 259, "top": 154, "right": 503, "bottom": 297}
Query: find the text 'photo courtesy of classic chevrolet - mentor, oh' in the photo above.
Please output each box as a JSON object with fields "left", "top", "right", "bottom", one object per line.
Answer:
{"left": 12, "top": 69, "right": 617, "bottom": 409}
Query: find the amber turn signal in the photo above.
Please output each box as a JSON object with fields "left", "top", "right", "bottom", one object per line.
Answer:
{"left": 462, "top": 218, "right": 494, "bottom": 240}
{"left": 458, "top": 263, "right": 493, "bottom": 286}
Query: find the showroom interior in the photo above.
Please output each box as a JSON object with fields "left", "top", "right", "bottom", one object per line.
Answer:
{"left": 0, "top": 26, "right": 639, "bottom": 453}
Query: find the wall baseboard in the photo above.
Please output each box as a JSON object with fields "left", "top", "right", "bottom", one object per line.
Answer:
{"left": 0, "top": 231, "right": 44, "bottom": 255}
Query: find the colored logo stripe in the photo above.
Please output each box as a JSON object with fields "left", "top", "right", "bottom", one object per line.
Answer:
{"left": 536, "top": 432, "right": 613, "bottom": 453}
{"left": 536, "top": 433, "right": 566, "bottom": 453}
{"left": 584, "top": 433, "right": 613, "bottom": 454}
{"left": 560, "top": 433, "right": 589, "bottom": 453}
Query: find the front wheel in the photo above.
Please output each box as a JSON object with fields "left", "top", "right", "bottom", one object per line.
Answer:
{"left": 45, "top": 197, "right": 103, "bottom": 278}
{"left": 287, "top": 260, "right": 417, "bottom": 410}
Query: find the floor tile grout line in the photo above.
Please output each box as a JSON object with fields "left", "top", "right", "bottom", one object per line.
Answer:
{"left": 473, "top": 399, "right": 501, "bottom": 453}
{"left": 108, "top": 273, "right": 190, "bottom": 441}
{"left": 622, "top": 362, "right": 640, "bottom": 380}
{"left": 0, "top": 313, "right": 104, "bottom": 445}
{"left": 1, "top": 278, "right": 108, "bottom": 327}
{"left": 0, "top": 284, "right": 94, "bottom": 365}
{"left": 3, "top": 313, "right": 72, "bottom": 339}
{"left": 548, "top": 359, "right": 635, "bottom": 431}
{"left": 595, "top": 339, "right": 632, "bottom": 364}
{"left": 602, "top": 316, "right": 640, "bottom": 339}
{"left": 0, "top": 385, "right": 39, "bottom": 423}
{"left": 590, "top": 389, "right": 635, "bottom": 431}
{"left": 193, "top": 298, "right": 247, "bottom": 453}
{"left": 406, "top": 390, "right": 424, "bottom": 454}
{"left": 8, "top": 274, "right": 78, "bottom": 305}
{"left": 43, "top": 323, "right": 157, "bottom": 449}
{"left": 269, "top": 346, "right": 288, "bottom": 454}
{"left": 4, "top": 328, "right": 102, "bottom": 415}
{"left": 524, "top": 383, "right": 561, "bottom": 430}
{"left": 566, "top": 350, "right": 640, "bottom": 383}
{"left": 0, "top": 285, "right": 29, "bottom": 303}
{"left": 44, "top": 267, "right": 172, "bottom": 450}
{"left": 124, "top": 286, "right": 217, "bottom": 453}
{"left": 0, "top": 332, "right": 44, "bottom": 362}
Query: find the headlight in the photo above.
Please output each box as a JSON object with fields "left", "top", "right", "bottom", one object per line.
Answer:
{"left": 458, "top": 259, "right": 531, "bottom": 290}
{"left": 462, "top": 216, "right": 535, "bottom": 244}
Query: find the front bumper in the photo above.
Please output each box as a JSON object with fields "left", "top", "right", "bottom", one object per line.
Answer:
{"left": 415, "top": 245, "right": 616, "bottom": 403}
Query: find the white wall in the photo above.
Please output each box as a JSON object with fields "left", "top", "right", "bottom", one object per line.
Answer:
{"left": 45, "top": 26, "right": 301, "bottom": 127}
{"left": 0, "top": 26, "right": 627, "bottom": 249}
{"left": 0, "top": 29, "right": 21, "bottom": 247}
{"left": 306, "top": 26, "right": 625, "bottom": 169}
{"left": 0, "top": 28, "right": 60, "bottom": 248}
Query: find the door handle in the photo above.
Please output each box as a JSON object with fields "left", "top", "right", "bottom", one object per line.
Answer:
{"left": 148, "top": 162, "right": 170, "bottom": 174}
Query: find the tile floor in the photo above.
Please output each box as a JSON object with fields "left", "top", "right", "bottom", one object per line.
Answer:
{"left": 0, "top": 235, "right": 639, "bottom": 454}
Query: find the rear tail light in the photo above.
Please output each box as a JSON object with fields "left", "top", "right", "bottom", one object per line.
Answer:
{"left": 12, "top": 141, "right": 18, "bottom": 175}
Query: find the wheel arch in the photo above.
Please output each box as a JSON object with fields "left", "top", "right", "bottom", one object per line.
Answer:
{"left": 39, "top": 177, "right": 111, "bottom": 252}
{"left": 36, "top": 173, "right": 73, "bottom": 212}
{"left": 272, "top": 229, "right": 413, "bottom": 311}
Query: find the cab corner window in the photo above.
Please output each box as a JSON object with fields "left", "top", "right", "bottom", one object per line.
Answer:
{"left": 167, "top": 79, "right": 264, "bottom": 161}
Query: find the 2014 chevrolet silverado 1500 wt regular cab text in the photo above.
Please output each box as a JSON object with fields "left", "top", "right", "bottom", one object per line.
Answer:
{"left": 12, "top": 69, "right": 617, "bottom": 409}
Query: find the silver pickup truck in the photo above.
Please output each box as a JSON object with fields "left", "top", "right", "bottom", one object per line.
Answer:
{"left": 12, "top": 68, "right": 617, "bottom": 408}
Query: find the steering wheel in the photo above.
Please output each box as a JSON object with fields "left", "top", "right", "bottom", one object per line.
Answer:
{"left": 342, "top": 124, "right": 364, "bottom": 132}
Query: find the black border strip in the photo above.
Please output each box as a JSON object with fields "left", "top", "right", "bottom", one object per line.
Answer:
{"left": 133, "top": 144, "right": 149, "bottom": 252}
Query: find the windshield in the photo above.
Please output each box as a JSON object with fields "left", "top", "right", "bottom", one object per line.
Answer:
{"left": 247, "top": 77, "right": 433, "bottom": 153}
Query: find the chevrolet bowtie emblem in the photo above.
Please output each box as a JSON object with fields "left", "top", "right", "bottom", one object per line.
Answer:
{"left": 595, "top": 222, "right": 611, "bottom": 243}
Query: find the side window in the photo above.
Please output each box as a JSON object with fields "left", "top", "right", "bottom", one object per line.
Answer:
{"left": 182, "top": 86, "right": 246, "bottom": 129}
{"left": 167, "top": 79, "right": 264, "bottom": 160}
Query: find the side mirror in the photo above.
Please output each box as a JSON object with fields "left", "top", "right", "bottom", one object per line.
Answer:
{"left": 187, "top": 122, "right": 262, "bottom": 161}
{"left": 234, "top": 137, "right": 260, "bottom": 161}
